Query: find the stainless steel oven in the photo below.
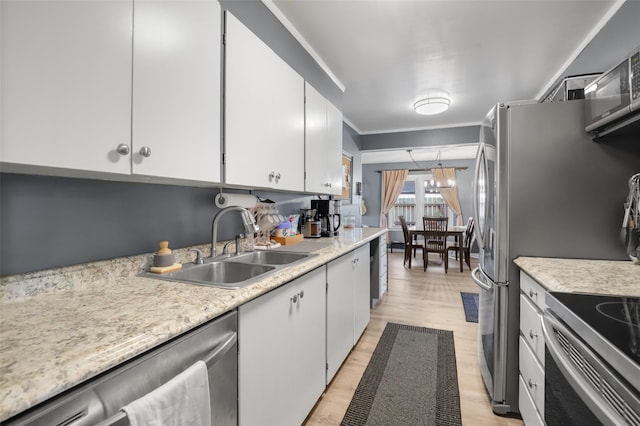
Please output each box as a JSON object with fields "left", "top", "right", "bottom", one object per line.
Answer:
{"left": 542, "top": 293, "right": 640, "bottom": 425}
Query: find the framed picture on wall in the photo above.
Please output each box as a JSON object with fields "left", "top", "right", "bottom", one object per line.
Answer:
{"left": 341, "top": 153, "right": 352, "bottom": 201}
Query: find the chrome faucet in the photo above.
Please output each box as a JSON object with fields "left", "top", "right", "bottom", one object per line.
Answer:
{"left": 211, "top": 206, "right": 259, "bottom": 258}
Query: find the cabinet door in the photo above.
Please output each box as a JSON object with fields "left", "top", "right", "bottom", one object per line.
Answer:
{"left": 1, "top": 0, "right": 132, "bottom": 174}
{"left": 239, "top": 267, "right": 325, "bottom": 426}
{"left": 354, "top": 244, "right": 371, "bottom": 342}
{"left": 305, "top": 83, "right": 330, "bottom": 193}
{"left": 225, "top": 13, "right": 304, "bottom": 191}
{"left": 225, "top": 13, "right": 273, "bottom": 188}
{"left": 326, "top": 253, "right": 356, "bottom": 383}
{"left": 132, "top": 0, "right": 221, "bottom": 182}
{"left": 290, "top": 268, "right": 326, "bottom": 424}
{"left": 326, "top": 100, "right": 344, "bottom": 196}
{"left": 269, "top": 54, "right": 304, "bottom": 192}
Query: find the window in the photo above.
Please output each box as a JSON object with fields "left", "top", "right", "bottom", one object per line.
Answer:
{"left": 389, "top": 174, "right": 449, "bottom": 228}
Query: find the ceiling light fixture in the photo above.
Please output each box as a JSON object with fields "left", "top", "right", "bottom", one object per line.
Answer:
{"left": 413, "top": 90, "right": 450, "bottom": 115}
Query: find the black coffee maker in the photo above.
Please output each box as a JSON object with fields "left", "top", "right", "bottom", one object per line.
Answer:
{"left": 311, "top": 199, "right": 341, "bottom": 237}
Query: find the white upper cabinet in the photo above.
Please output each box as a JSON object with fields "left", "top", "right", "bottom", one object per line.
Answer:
{"left": 132, "top": 0, "right": 221, "bottom": 182}
{"left": 1, "top": 0, "right": 133, "bottom": 174}
{"left": 1, "top": 0, "right": 221, "bottom": 183}
{"left": 304, "top": 82, "right": 343, "bottom": 195}
{"left": 224, "top": 12, "right": 305, "bottom": 192}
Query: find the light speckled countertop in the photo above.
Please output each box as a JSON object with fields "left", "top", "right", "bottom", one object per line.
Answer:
{"left": 514, "top": 257, "right": 640, "bottom": 296}
{"left": 0, "top": 228, "right": 386, "bottom": 422}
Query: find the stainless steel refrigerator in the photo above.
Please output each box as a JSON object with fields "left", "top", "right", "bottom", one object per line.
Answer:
{"left": 471, "top": 99, "right": 640, "bottom": 414}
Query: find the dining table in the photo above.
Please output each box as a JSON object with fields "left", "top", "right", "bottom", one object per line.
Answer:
{"left": 408, "top": 225, "right": 467, "bottom": 272}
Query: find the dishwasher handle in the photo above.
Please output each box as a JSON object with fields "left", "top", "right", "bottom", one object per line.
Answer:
{"left": 95, "top": 331, "right": 238, "bottom": 426}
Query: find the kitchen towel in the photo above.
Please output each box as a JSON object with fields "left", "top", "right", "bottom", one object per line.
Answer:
{"left": 122, "top": 360, "right": 211, "bottom": 426}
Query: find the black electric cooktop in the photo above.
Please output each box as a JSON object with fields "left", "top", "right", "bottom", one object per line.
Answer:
{"left": 549, "top": 292, "right": 640, "bottom": 366}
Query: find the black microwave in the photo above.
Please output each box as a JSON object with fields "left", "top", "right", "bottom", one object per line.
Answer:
{"left": 584, "top": 47, "right": 640, "bottom": 137}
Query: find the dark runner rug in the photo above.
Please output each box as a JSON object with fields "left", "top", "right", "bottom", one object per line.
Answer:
{"left": 341, "top": 322, "right": 462, "bottom": 426}
{"left": 460, "top": 292, "right": 479, "bottom": 323}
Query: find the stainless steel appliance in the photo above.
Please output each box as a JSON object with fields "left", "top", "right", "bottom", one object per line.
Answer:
{"left": 585, "top": 46, "right": 640, "bottom": 138}
{"left": 541, "top": 74, "right": 601, "bottom": 103}
{"left": 4, "top": 310, "right": 238, "bottom": 426}
{"left": 471, "top": 99, "right": 640, "bottom": 414}
{"left": 300, "top": 208, "right": 321, "bottom": 238}
{"left": 542, "top": 292, "right": 640, "bottom": 425}
{"left": 311, "top": 199, "right": 340, "bottom": 237}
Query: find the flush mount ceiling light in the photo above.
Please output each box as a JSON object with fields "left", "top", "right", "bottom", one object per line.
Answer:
{"left": 413, "top": 91, "right": 450, "bottom": 115}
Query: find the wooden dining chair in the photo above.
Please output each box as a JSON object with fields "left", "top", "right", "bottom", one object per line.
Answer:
{"left": 422, "top": 217, "right": 448, "bottom": 273}
{"left": 447, "top": 217, "right": 475, "bottom": 271}
{"left": 399, "top": 216, "right": 422, "bottom": 268}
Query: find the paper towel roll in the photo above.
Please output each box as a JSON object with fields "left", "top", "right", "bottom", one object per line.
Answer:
{"left": 215, "top": 193, "right": 258, "bottom": 209}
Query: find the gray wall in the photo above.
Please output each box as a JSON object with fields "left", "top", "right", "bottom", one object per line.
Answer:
{"left": 360, "top": 126, "right": 479, "bottom": 151}
{"left": 0, "top": 173, "right": 313, "bottom": 275}
{"left": 1, "top": 1, "right": 342, "bottom": 276}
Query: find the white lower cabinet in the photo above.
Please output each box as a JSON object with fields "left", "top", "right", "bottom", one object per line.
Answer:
{"left": 238, "top": 267, "right": 326, "bottom": 426}
{"left": 353, "top": 244, "right": 371, "bottom": 342}
{"left": 519, "top": 271, "right": 547, "bottom": 424}
{"left": 326, "top": 244, "right": 370, "bottom": 384}
{"left": 519, "top": 375, "right": 545, "bottom": 426}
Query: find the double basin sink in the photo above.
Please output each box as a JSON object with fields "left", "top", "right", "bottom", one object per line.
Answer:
{"left": 146, "top": 250, "right": 316, "bottom": 290}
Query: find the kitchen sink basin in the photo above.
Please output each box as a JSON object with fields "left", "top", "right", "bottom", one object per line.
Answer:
{"left": 234, "top": 251, "right": 310, "bottom": 265}
{"left": 144, "top": 250, "right": 316, "bottom": 290}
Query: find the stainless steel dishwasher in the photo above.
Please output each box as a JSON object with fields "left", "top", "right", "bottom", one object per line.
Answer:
{"left": 4, "top": 310, "right": 238, "bottom": 426}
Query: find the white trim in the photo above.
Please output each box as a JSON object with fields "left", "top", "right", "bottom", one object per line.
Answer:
{"left": 534, "top": 0, "right": 626, "bottom": 101}
{"left": 262, "top": 0, "right": 346, "bottom": 93}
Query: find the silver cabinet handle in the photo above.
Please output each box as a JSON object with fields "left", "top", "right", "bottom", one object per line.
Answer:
{"left": 292, "top": 294, "right": 298, "bottom": 303}
{"left": 529, "top": 330, "right": 537, "bottom": 339}
{"left": 116, "top": 143, "right": 130, "bottom": 155}
{"left": 139, "top": 146, "right": 151, "bottom": 157}
{"left": 528, "top": 378, "right": 536, "bottom": 388}
{"left": 299, "top": 290, "right": 304, "bottom": 299}
{"left": 269, "top": 171, "right": 275, "bottom": 182}
{"left": 529, "top": 289, "right": 537, "bottom": 298}
{"left": 275, "top": 172, "right": 281, "bottom": 183}
{"left": 324, "top": 182, "right": 331, "bottom": 187}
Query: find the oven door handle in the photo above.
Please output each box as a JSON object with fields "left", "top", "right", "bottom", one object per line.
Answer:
{"left": 541, "top": 312, "right": 630, "bottom": 426}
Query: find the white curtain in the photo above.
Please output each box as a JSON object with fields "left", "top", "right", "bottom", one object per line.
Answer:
{"left": 379, "top": 170, "right": 409, "bottom": 236}
{"left": 432, "top": 167, "right": 463, "bottom": 225}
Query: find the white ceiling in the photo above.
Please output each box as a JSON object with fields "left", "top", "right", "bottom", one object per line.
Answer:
{"left": 268, "top": 0, "right": 621, "bottom": 137}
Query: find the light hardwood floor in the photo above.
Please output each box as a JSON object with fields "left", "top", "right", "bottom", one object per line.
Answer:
{"left": 304, "top": 251, "right": 524, "bottom": 426}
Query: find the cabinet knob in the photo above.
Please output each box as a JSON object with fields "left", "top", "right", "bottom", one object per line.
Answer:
{"left": 116, "top": 144, "right": 130, "bottom": 155}
{"left": 299, "top": 290, "right": 304, "bottom": 299}
{"left": 275, "top": 173, "right": 281, "bottom": 183}
{"left": 529, "top": 330, "right": 538, "bottom": 339}
{"left": 269, "top": 171, "right": 275, "bottom": 182}
{"left": 324, "top": 182, "right": 332, "bottom": 187}
{"left": 529, "top": 290, "right": 537, "bottom": 298}
{"left": 139, "top": 146, "right": 151, "bottom": 157}
{"left": 291, "top": 294, "right": 298, "bottom": 303}
{"left": 528, "top": 378, "right": 537, "bottom": 388}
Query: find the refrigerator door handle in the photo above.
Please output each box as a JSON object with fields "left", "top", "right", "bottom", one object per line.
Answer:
{"left": 472, "top": 267, "right": 492, "bottom": 291}
{"left": 473, "top": 143, "right": 485, "bottom": 251}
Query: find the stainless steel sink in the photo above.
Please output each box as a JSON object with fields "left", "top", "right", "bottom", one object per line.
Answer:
{"left": 234, "top": 251, "right": 310, "bottom": 265}
{"left": 145, "top": 250, "right": 316, "bottom": 290}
